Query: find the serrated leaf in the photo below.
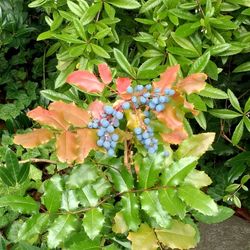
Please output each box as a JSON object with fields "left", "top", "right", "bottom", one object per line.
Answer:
{"left": 178, "top": 185, "right": 218, "bottom": 216}
{"left": 159, "top": 189, "right": 186, "bottom": 219}
{"left": 227, "top": 89, "right": 242, "bottom": 112}
{"left": 61, "top": 190, "right": 79, "bottom": 211}
{"left": 209, "top": 109, "right": 242, "bottom": 119}
{"left": 176, "top": 133, "right": 215, "bottom": 159}
{"left": 189, "top": 52, "right": 210, "bottom": 74}
{"left": 231, "top": 120, "right": 244, "bottom": 145}
{"left": 128, "top": 224, "right": 158, "bottom": 250}
{"left": 82, "top": 208, "right": 105, "bottom": 240}
{"left": 18, "top": 214, "right": 50, "bottom": 241}
{"left": 47, "top": 214, "right": 78, "bottom": 248}
{"left": 107, "top": 0, "right": 141, "bottom": 9}
{"left": 42, "top": 176, "right": 63, "bottom": 213}
{"left": 161, "top": 157, "right": 198, "bottom": 186}
{"left": 233, "top": 61, "right": 250, "bottom": 73}
{"left": 184, "top": 169, "right": 212, "bottom": 188}
{"left": 140, "top": 191, "right": 171, "bottom": 228}
{"left": 155, "top": 219, "right": 197, "bottom": 250}
{"left": 140, "top": 0, "right": 162, "bottom": 13}
{"left": 193, "top": 206, "right": 234, "bottom": 224}
{"left": 112, "top": 211, "right": 128, "bottom": 234}
{"left": 199, "top": 84, "right": 228, "bottom": 99}
{"left": 113, "top": 48, "right": 136, "bottom": 78}
{"left": 0, "top": 195, "right": 39, "bottom": 214}
{"left": 77, "top": 184, "right": 99, "bottom": 207}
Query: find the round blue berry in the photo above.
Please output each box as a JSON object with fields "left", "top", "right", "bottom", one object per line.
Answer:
{"left": 122, "top": 102, "right": 130, "bottom": 110}
{"left": 144, "top": 110, "right": 150, "bottom": 117}
{"left": 88, "top": 122, "right": 93, "bottom": 128}
{"left": 136, "top": 85, "right": 143, "bottom": 91}
{"left": 156, "top": 104, "right": 165, "bottom": 112}
{"left": 108, "top": 148, "right": 115, "bottom": 156}
{"left": 97, "top": 128, "right": 105, "bottom": 137}
{"left": 92, "top": 122, "right": 98, "bottom": 129}
{"left": 152, "top": 97, "right": 159, "bottom": 105}
{"left": 131, "top": 96, "right": 137, "bottom": 103}
{"left": 97, "top": 139, "right": 104, "bottom": 147}
{"left": 111, "top": 134, "right": 119, "bottom": 141}
{"left": 142, "top": 132, "right": 149, "bottom": 139}
{"left": 136, "top": 134, "right": 142, "bottom": 141}
{"left": 104, "top": 106, "right": 114, "bottom": 115}
{"left": 146, "top": 84, "right": 152, "bottom": 90}
{"left": 143, "top": 92, "right": 150, "bottom": 98}
{"left": 115, "top": 111, "right": 123, "bottom": 120}
{"left": 103, "top": 141, "right": 111, "bottom": 149}
{"left": 113, "top": 119, "right": 120, "bottom": 128}
{"left": 148, "top": 147, "right": 156, "bottom": 154}
{"left": 126, "top": 86, "right": 133, "bottom": 93}
{"left": 144, "top": 138, "right": 151, "bottom": 146}
{"left": 154, "top": 88, "right": 161, "bottom": 93}
{"left": 134, "top": 127, "right": 142, "bottom": 135}
{"left": 159, "top": 96, "right": 168, "bottom": 103}
{"left": 100, "top": 119, "right": 109, "bottom": 128}
{"left": 140, "top": 96, "right": 147, "bottom": 104}
{"left": 168, "top": 89, "right": 175, "bottom": 96}
{"left": 149, "top": 102, "right": 156, "bottom": 109}
{"left": 107, "top": 125, "right": 114, "bottom": 133}
{"left": 144, "top": 118, "right": 150, "bottom": 125}
{"left": 110, "top": 141, "right": 117, "bottom": 148}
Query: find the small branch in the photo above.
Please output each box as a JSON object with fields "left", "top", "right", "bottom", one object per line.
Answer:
{"left": 19, "top": 158, "right": 58, "bottom": 165}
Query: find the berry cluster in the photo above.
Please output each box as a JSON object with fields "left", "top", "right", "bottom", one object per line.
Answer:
{"left": 134, "top": 126, "right": 158, "bottom": 154}
{"left": 88, "top": 106, "right": 123, "bottom": 156}
{"left": 121, "top": 84, "right": 175, "bottom": 113}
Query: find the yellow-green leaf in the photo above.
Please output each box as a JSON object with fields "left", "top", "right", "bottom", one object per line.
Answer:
{"left": 184, "top": 169, "right": 212, "bottom": 188}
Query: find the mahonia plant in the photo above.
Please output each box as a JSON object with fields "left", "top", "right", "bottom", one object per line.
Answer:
{"left": 10, "top": 64, "right": 234, "bottom": 250}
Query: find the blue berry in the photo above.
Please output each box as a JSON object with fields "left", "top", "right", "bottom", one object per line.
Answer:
{"left": 144, "top": 138, "right": 151, "bottom": 146}
{"left": 92, "top": 122, "right": 98, "bottom": 129}
{"left": 142, "top": 132, "right": 149, "bottom": 139}
{"left": 156, "top": 104, "right": 165, "bottom": 112}
{"left": 134, "top": 127, "right": 142, "bottom": 135}
{"left": 154, "top": 88, "right": 161, "bottom": 93}
{"left": 168, "top": 89, "right": 175, "bottom": 96}
{"left": 122, "top": 102, "right": 130, "bottom": 110}
{"left": 149, "top": 102, "right": 156, "bottom": 109}
{"left": 97, "top": 128, "right": 105, "bottom": 137}
{"left": 103, "top": 141, "right": 111, "bottom": 149}
{"left": 108, "top": 148, "right": 115, "bottom": 156}
{"left": 144, "top": 110, "right": 150, "bottom": 117}
{"left": 164, "top": 151, "right": 169, "bottom": 157}
{"left": 132, "top": 96, "right": 137, "bottom": 103}
{"left": 159, "top": 96, "right": 168, "bottom": 103}
{"left": 115, "top": 111, "right": 123, "bottom": 120}
{"left": 111, "top": 134, "right": 119, "bottom": 141}
{"left": 136, "top": 134, "right": 142, "bottom": 140}
{"left": 107, "top": 125, "right": 114, "bottom": 133}
{"left": 100, "top": 119, "right": 109, "bottom": 128}
{"left": 143, "top": 92, "right": 150, "bottom": 98}
{"left": 97, "top": 139, "right": 104, "bottom": 147}
{"left": 140, "top": 96, "right": 147, "bottom": 104}
{"left": 136, "top": 85, "right": 143, "bottom": 91}
{"left": 88, "top": 123, "right": 93, "bottom": 128}
{"left": 110, "top": 141, "right": 117, "bottom": 148}
{"left": 152, "top": 97, "right": 159, "bottom": 105}
{"left": 126, "top": 86, "right": 133, "bottom": 93}
{"left": 104, "top": 106, "right": 114, "bottom": 115}
{"left": 146, "top": 84, "right": 152, "bottom": 90}
{"left": 148, "top": 147, "right": 156, "bottom": 154}
{"left": 144, "top": 118, "right": 150, "bottom": 125}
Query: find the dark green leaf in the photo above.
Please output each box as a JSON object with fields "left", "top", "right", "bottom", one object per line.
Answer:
{"left": 175, "top": 22, "right": 200, "bottom": 38}
{"left": 199, "top": 84, "right": 228, "bottom": 99}
{"left": 243, "top": 116, "right": 250, "bottom": 132}
{"left": 233, "top": 61, "right": 250, "bottom": 73}
{"left": 18, "top": 162, "right": 30, "bottom": 184}
{"left": 5, "top": 150, "right": 19, "bottom": 184}
{"left": 209, "top": 109, "right": 242, "bottom": 119}
{"left": 231, "top": 120, "right": 244, "bottom": 145}
{"left": 227, "top": 89, "right": 242, "bottom": 112}
{"left": 41, "top": 90, "right": 75, "bottom": 103}
{"left": 188, "top": 51, "right": 210, "bottom": 74}
{"left": 0, "top": 167, "right": 15, "bottom": 186}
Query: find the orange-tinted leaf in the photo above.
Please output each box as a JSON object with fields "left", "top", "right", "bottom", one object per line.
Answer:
{"left": 56, "top": 131, "right": 79, "bottom": 164}
{"left": 67, "top": 70, "right": 105, "bottom": 93}
{"left": 161, "top": 128, "right": 188, "bottom": 145}
{"left": 116, "top": 77, "right": 132, "bottom": 94}
{"left": 157, "top": 105, "right": 183, "bottom": 130}
{"left": 88, "top": 100, "right": 104, "bottom": 119}
{"left": 184, "top": 100, "right": 199, "bottom": 116}
{"left": 76, "top": 128, "right": 98, "bottom": 163}
{"left": 153, "top": 65, "right": 180, "bottom": 92}
{"left": 49, "top": 101, "right": 90, "bottom": 127}
{"left": 98, "top": 63, "right": 112, "bottom": 84}
{"left": 14, "top": 128, "right": 54, "bottom": 148}
{"left": 28, "top": 106, "right": 68, "bottom": 130}
{"left": 177, "top": 73, "right": 207, "bottom": 94}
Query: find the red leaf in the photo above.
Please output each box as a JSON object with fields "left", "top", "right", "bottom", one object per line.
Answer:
{"left": 76, "top": 128, "right": 98, "bottom": 163}
{"left": 88, "top": 100, "right": 104, "bottom": 119}
{"left": 116, "top": 77, "right": 132, "bottom": 94}
{"left": 13, "top": 128, "right": 54, "bottom": 148}
{"left": 98, "top": 63, "right": 112, "bottom": 84}
{"left": 161, "top": 128, "right": 188, "bottom": 145}
{"left": 177, "top": 73, "right": 207, "bottom": 94}
{"left": 49, "top": 101, "right": 90, "bottom": 127}
{"left": 28, "top": 106, "right": 68, "bottom": 130}
{"left": 156, "top": 105, "right": 184, "bottom": 130}
{"left": 67, "top": 70, "right": 105, "bottom": 93}
{"left": 56, "top": 131, "right": 79, "bottom": 164}
{"left": 153, "top": 65, "right": 180, "bottom": 92}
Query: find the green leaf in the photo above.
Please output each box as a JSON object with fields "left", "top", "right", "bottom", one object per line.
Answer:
{"left": 53, "top": 34, "right": 83, "bottom": 44}
{"left": 175, "top": 22, "right": 200, "bottom": 38}
{"left": 61, "top": 190, "right": 79, "bottom": 211}
{"left": 243, "top": 116, "right": 250, "bottom": 132}
{"left": 194, "top": 112, "right": 207, "bottom": 130}
{"left": 199, "top": 84, "right": 228, "bottom": 99}
{"left": 233, "top": 195, "right": 241, "bottom": 208}
{"left": 121, "top": 193, "right": 140, "bottom": 231}
{"left": 81, "top": 3, "right": 102, "bottom": 26}
{"left": 73, "top": 19, "right": 87, "bottom": 40}
{"left": 178, "top": 185, "right": 218, "bottom": 216}
{"left": 55, "top": 62, "right": 76, "bottom": 88}
{"left": 128, "top": 224, "right": 158, "bottom": 250}
{"left": 169, "top": 9, "right": 198, "bottom": 21}
{"left": 66, "top": 164, "right": 98, "bottom": 189}
{"left": 113, "top": 48, "right": 136, "bottom": 78}
{"left": 188, "top": 51, "right": 210, "bottom": 74}
{"left": 18, "top": 163, "right": 30, "bottom": 184}
{"left": 227, "top": 89, "right": 242, "bottom": 112}
{"left": 76, "top": 184, "right": 99, "bottom": 207}
{"left": 0, "top": 167, "right": 16, "bottom": 186}
{"left": 140, "top": 191, "right": 171, "bottom": 228}
{"left": 184, "top": 169, "right": 212, "bottom": 188}
{"left": 0, "top": 195, "right": 39, "bottom": 214}
{"left": 91, "top": 44, "right": 110, "bottom": 58}
{"left": 175, "top": 133, "right": 215, "bottom": 159}
{"left": 242, "top": 8, "right": 250, "bottom": 15}
{"left": 28, "top": 0, "right": 48, "bottom": 8}
{"left": 209, "top": 43, "right": 231, "bottom": 56}
{"left": 67, "top": 0, "right": 85, "bottom": 17}
{"left": 155, "top": 219, "right": 197, "bottom": 250}
{"left": 158, "top": 189, "right": 186, "bottom": 219}
{"left": 209, "top": 109, "right": 242, "bottom": 119}
{"left": 161, "top": 157, "right": 198, "bottom": 186}
{"left": 18, "top": 214, "right": 50, "bottom": 241}
{"left": 47, "top": 214, "right": 78, "bottom": 249}
{"left": 94, "top": 28, "right": 112, "bottom": 39}
{"left": 82, "top": 208, "right": 105, "bottom": 240}
{"left": 231, "top": 120, "right": 244, "bottom": 145}
{"left": 226, "top": 0, "right": 250, "bottom": 7}
{"left": 193, "top": 206, "right": 234, "bottom": 224}
{"left": 244, "top": 97, "right": 250, "bottom": 112}
{"left": 5, "top": 150, "right": 19, "bottom": 184}
{"left": 107, "top": 0, "right": 141, "bottom": 9}
{"left": 140, "top": 0, "right": 162, "bottom": 13}
{"left": 41, "top": 90, "right": 75, "bottom": 103}
{"left": 42, "top": 176, "right": 63, "bottom": 213}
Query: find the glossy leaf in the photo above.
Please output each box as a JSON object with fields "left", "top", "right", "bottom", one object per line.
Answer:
{"left": 233, "top": 61, "right": 250, "bottom": 73}
{"left": 107, "top": 0, "right": 141, "bottom": 9}
{"left": 243, "top": 116, "right": 250, "bottom": 132}
{"left": 77, "top": 184, "right": 99, "bottom": 207}
{"left": 178, "top": 185, "right": 218, "bottom": 216}
{"left": 91, "top": 44, "right": 110, "bottom": 59}
{"left": 231, "top": 119, "right": 244, "bottom": 145}
{"left": 140, "top": 191, "right": 171, "bottom": 228}
{"left": 5, "top": 149, "right": 20, "bottom": 184}
{"left": 13, "top": 128, "right": 54, "bottom": 148}
{"left": 128, "top": 224, "right": 158, "bottom": 250}
{"left": 227, "top": 89, "right": 242, "bottom": 112}
{"left": 82, "top": 208, "right": 105, "bottom": 240}
{"left": 189, "top": 52, "right": 210, "bottom": 74}
{"left": 155, "top": 220, "right": 197, "bottom": 250}
{"left": 61, "top": 190, "right": 79, "bottom": 211}
{"left": 199, "top": 84, "right": 228, "bottom": 99}
{"left": 244, "top": 97, "right": 250, "bottom": 112}
{"left": 98, "top": 63, "right": 112, "bottom": 84}
{"left": 209, "top": 109, "right": 242, "bottom": 119}
{"left": 184, "top": 169, "right": 212, "bottom": 188}
{"left": 140, "top": 0, "right": 162, "bottom": 13}
{"left": 112, "top": 211, "right": 128, "bottom": 234}
{"left": 47, "top": 214, "right": 78, "bottom": 248}
{"left": 175, "top": 133, "right": 215, "bottom": 159}
{"left": 0, "top": 195, "right": 39, "bottom": 214}
{"left": 67, "top": 70, "right": 105, "bottom": 94}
